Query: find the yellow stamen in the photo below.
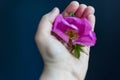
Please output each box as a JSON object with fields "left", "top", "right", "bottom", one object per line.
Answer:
{"left": 66, "top": 29, "right": 78, "bottom": 40}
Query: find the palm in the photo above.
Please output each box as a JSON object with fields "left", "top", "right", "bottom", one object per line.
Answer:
{"left": 46, "top": 35, "right": 89, "bottom": 79}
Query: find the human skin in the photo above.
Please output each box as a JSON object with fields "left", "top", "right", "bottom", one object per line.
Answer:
{"left": 35, "top": 1, "right": 95, "bottom": 80}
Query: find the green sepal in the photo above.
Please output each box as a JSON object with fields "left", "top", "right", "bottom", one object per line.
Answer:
{"left": 74, "top": 48, "right": 80, "bottom": 58}
{"left": 73, "top": 44, "right": 84, "bottom": 59}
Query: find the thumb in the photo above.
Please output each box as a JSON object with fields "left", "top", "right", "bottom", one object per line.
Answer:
{"left": 36, "top": 7, "right": 59, "bottom": 38}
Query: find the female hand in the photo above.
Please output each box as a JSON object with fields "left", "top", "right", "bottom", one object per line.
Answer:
{"left": 35, "top": 1, "right": 95, "bottom": 80}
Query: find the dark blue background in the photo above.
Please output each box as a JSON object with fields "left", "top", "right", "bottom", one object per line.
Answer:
{"left": 0, "top": 0, "right": 120, "bottom": 80}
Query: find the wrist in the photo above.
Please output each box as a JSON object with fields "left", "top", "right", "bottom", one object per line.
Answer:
{"left": 40, "top": 65, "right": 77, "bottom": 80}
{"left": 40, "top": 56, "right": 87, "bottom": 80}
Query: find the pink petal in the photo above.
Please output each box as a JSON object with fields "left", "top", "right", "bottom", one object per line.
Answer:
{"left": 52, "top": 14, "right": 96, "bottom": 46}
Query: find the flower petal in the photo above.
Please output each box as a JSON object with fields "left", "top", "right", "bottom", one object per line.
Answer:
{"left": 73, "top": 33, "right": 96, "bottom": 46}
{"left": 52, "top": 14, "right": 96, "bottom": 46}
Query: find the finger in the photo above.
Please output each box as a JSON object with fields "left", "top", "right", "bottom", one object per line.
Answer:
{"left": 87, "top": 14, "right": 96, "bottom": 31}
{"left": 35, "top": 7, "right": 59, "bottom": 39}
{"left": 62, "top": 1, "right": 79, "bottom": 16}
{"left": 78, "top": 7, "right": 95, "bottom": 64}
{"left": 75, "top": 4, "right": 87, "bottom": 18}
{"left": 82, "top": 6, "right": 95, "bottom": 18}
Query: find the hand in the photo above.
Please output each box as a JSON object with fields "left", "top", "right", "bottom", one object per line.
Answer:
{"left": 35, "top": 1, "right": 95, "bottom": 80}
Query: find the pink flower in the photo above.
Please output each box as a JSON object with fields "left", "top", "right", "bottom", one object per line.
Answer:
{"left": 52, "top": 14, "right": 96, "bottom": 46}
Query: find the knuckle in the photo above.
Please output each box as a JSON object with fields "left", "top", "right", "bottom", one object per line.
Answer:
{"left": 35, "top": 32, "right": 47, "bottom": 44}
{"left": 42, "top": 14, "right": 49, "bottom": 20}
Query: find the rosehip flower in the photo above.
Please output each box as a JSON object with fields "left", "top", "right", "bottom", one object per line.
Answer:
{"left": 52, "top": 14, "right": 96, "bottom": 46}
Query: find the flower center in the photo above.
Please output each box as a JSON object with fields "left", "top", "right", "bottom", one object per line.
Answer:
{"left": 66, "top": 29, "right": 78, "bottom": 40}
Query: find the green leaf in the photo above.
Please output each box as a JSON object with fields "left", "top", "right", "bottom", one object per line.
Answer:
{"left": 69, "top": 12, "right": 75, "bottom": 17}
